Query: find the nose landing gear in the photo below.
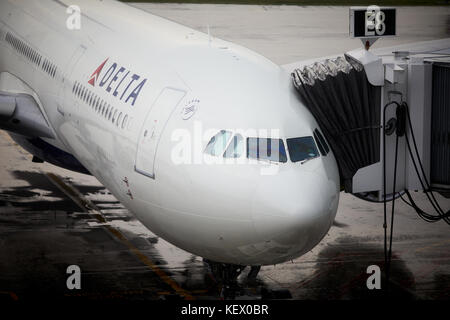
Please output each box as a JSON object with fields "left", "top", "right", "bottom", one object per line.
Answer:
{"left": 203, "top": 259, "right": 261, "bottom": 299}
{"left": 247, "top": 266, "right": 261, "bottom": 281}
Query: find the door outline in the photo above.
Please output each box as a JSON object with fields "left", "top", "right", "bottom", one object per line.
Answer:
{"left": 135, "top": 87, "right": 186, "bottom": 179}
{"left": 57, "top": 45, "right": 86, "bottom": 116}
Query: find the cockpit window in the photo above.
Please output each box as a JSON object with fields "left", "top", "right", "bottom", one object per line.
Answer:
{"left": 247, "top": 138, "right": 287, "bottom": 163}
{"left": 224, "top": 134, "right": 244, "bottom": 158}
{"left": 313, "top": 129, "right": 330, "bottom": 156}
{"left": 204, "top": 130, "right": 232, "bottom": 156}
{"left": 287, "top": 136, "right": 319, "bottom": 163}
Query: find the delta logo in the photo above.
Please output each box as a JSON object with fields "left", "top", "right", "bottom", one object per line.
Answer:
{"left": 88, "top": 58, "right": 147, "bottom": 107}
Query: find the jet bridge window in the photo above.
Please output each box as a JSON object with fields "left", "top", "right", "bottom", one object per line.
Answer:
{"left": 247, "top": 138, "right": 288, "bottom": 163}
{"left": 287, "top": 136, "right": 319, "bottom": 163}
{"left": 204, "top": 130, "right": 232, "bottom": 156}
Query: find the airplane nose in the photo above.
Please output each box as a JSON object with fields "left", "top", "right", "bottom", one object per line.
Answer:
{"left": 251, "top": 170, "right": 339, "bottom": 264}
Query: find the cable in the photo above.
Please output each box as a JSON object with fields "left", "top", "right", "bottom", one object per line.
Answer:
{"left": 404, "top": 134, "right": 450, "bottom": 223}
{"left": 403, "top": 102, "right": 450, "bottom": 224}
{"left": 399, "top": 192, "right": 413, "bottom": 208}
{"left": 386, "top": 133, "right": 400, "bottom": 290}
{"left": 382, "top": 100, "right": 401, "bottom": 293}
{"left": 402, "top": 102, "right": 450, "bottom": 224}
{"left": 404, "top": 190, "right": 450, "bottom": 222}
{"left": 379, "top": 96, "right": 450, "bottom": 293}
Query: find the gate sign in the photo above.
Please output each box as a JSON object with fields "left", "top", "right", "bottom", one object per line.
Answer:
{"left": 350, "top": 6, "right": 396, "bottom": 38}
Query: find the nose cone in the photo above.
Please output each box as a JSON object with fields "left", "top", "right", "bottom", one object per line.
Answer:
{"left": 251, "top": 169, "right": 339, "bottom": 265}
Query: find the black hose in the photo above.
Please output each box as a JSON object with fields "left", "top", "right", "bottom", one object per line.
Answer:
{"left": 386, "top": 133, "right": 399, "bottom": 289}
{"left": 382, "top": 100, "right": 400, "bottom": 290}
{"left": 403, "top": 102, "right": 450, "bottom": 224}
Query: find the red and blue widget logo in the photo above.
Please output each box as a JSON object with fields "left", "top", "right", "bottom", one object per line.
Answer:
{"left": 88, "top": 58, "right": 147, "bottom": 106}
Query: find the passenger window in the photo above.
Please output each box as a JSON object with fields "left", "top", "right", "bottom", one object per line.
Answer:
{"left": 224, "top": 134, "right": 244, "bottom": 158}
{"left": 313, "top": 129, "right": 330, "bottom": 156}
{"left": 204, "top": 130, "right": 232, "bottom": 156}
{"left": 247, "top": 138, "right": 287, "bottom": 163}
{"left": 287, "top": 136, "right": 319, "bottom": 163}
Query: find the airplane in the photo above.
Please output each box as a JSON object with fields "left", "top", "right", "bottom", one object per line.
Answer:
{"left": 0, "top": 0, "right": 447, "bottom": 282}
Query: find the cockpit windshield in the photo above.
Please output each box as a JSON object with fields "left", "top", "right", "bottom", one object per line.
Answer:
{"left": 287, "top": 136, "right": 319, "bottom": 163}
{"left": 205, "top": 131, "right": 322, "bottom": 164}
{"left": 247, "top": 138, "right": 288, "bottom": 163}
{"left": 204, "top": 130, "right": 232, "bottom": 156}
{"left": 224, "top": 134, "right": 244, "bottom": 158}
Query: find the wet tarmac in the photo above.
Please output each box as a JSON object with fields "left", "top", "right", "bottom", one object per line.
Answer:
{"left": 1, "top": 5, "right": 450, "bottom": 302}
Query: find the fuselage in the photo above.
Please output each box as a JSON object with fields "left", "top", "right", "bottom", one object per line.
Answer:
{"left": 0, "top": 0, "right": 340, "bottom": 265}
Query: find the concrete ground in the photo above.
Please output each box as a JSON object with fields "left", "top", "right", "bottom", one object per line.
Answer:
{"left": 0, "top": 4, "right": 449, "bottom": 301}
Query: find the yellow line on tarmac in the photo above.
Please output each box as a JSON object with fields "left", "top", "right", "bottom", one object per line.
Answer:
{"left": 45, "top": 172, "right": 194, "bottom": 300}
{"left": 105, "top": 226, "right": 194, "bottom": 299}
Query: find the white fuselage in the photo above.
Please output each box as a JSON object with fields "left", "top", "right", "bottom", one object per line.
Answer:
{"left": 0, "top": 0, "right": 340, "bottom": 265}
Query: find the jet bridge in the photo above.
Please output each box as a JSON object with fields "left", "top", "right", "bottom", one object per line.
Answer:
{"left": 292, "top": 7, "right": 450, "bottom": 202}
{"left": 292, "top": 55, "right": 381, "bottom": 193}
{"left": 291, "top": 7, "right": 450, "bottom": 288}
{"left": 292, "top": 47, "right": 450, "bottom": 201}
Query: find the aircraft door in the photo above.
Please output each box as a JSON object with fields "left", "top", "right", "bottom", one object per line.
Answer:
{"left": 57, "top": 45, "right": 86, "bottom": 116}
{"left": 135, "top": 87, "right": 186, "bottom": 179}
